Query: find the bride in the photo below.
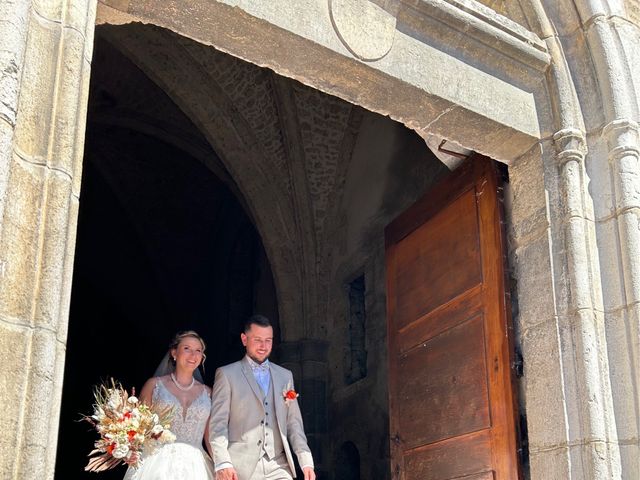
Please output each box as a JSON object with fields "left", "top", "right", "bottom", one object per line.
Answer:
{"left": 124, "top": 330, "right": 215, "bottom": 480}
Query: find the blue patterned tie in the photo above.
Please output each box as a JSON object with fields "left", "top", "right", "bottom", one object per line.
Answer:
{"left": 251, "top": 360, "right": 270, "bottom": 395}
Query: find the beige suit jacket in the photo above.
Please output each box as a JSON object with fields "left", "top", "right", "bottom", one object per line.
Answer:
{"left": 209, "top": 357, "right": 314, "bottom": 479}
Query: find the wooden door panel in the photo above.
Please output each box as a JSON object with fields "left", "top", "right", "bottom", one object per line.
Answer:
{"left": 403, "top": 430, "right": 492, "bottom": 480}
{"left": 397, "top": 314, "right": 490, "bottom": 448}
{"left": 396, "top": 285, "right": 483, "bottom": 354}
{"left": 386, "top": 156, "right": 520, "bottom": 480}
{"left": 394, "top": 188, "right": 482, "bottom": 328}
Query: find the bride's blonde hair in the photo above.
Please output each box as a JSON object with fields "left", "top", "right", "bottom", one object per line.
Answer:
{"left": 168, "top": 330, "right": 207, "bottom": 372}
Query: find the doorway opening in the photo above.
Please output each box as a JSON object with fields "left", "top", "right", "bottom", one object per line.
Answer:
{"left": 55, "top": 34, "right": 279, "bottom": 479}
{"left": 56, "top": 22, "right": 520, "bottom": 480}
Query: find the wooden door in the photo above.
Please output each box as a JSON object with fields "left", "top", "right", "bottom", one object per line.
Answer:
{"left": 385, "top": 156, "right": 520, "bottom": 480}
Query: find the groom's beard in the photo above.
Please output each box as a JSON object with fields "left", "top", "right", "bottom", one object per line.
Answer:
{"left": 248, "top": 353, "right": 270, "bottom": 364}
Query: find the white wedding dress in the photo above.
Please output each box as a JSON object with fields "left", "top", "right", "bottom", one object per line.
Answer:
{"left": 123, "top": 378, "right": 215, "bottom": 480}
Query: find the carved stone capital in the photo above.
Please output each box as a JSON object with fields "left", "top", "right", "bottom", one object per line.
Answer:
{"left": 602, "top": 119, "right": 640, "bottom": 162}
{"left": 552, "top": 128, "right": 587, "bottom": 165}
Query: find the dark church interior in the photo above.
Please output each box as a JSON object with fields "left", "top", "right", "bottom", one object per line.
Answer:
{"left": 55, "top": 34, "right": 278, "bottom": 480}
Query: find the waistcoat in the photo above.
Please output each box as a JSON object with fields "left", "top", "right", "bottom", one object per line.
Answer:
{"left": 259, "top": 378, "right": 284, "bottom": 459}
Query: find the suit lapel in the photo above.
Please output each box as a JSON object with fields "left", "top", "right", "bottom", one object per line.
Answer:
{"left": 271, "top": 366, "right": 288, "bottom": 433}
{"left": 240, "top": 356, "right": 266, "bottom": 406}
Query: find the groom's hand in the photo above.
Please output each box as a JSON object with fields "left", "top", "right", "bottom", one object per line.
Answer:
{"left": 302, "top": 466, "right": 316, "bottom": 480}
{"left": 216, "top": 467, "right": 238, "bottom": 480}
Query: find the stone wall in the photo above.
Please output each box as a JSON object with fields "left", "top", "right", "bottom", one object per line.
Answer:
{"left": 0, "top": 1, "right": 97, "bottom": 478}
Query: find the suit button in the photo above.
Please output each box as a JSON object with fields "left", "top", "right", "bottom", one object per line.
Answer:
{"left": 265, "top": 401, "right": 268, "bottom": 405}
{"left": 265, "top": 412, "right": 269, "bottom": 416}
{"left": 261, "top": 420, "right": 264, "bottom": 425}
{"left": 258, "top": 440, "right": 262, "bottom": 445}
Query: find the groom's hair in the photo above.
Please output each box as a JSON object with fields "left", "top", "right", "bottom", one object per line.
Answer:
{"left": 244, "top": 314, "right": 271, "bottom": 332}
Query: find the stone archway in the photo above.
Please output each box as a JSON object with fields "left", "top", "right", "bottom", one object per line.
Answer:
{"left": 97, "top": 23, "right": 324, "bottom": 342}
{"left": 1, "top": 1, "right": 639, "bottom": 479}
{"left": 87, "top": 24, "right": 451, "bottom": 477}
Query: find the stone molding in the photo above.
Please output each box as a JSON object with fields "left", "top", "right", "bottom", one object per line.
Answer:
{"left": 400, "top": 0, "right": 550, "bottom": 71}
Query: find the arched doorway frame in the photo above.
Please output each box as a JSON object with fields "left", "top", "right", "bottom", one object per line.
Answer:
{"left": 2, "top": 0, "right": 638, "bottom": 478}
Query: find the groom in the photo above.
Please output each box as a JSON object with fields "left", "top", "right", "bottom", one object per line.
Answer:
{"left": 209, "top": 315, "right": 316, "bottom": 480}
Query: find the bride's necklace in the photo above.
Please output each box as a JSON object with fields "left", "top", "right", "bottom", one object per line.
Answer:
{"left": 170, "top": 372, "right": 194, "bottom": 391}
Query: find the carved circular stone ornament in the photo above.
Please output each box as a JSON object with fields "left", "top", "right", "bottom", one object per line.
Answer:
{"left": 329, "top": 0, "right": 398, "bottom": 62}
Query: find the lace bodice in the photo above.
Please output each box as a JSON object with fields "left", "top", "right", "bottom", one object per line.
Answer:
{"left": 152, "top": 378, "right": 211, "bottom": 448}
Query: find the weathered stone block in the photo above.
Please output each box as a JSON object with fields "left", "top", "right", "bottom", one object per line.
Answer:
{"left": 586, "top": 135, "right": 615, "bottom": 221}
{"left": 560, "top": 216, "right": 598, "bottom": 311}
{"left": 45, "top": 337, "right": 67, "bottom": 478}
{"left": 16, "top": 327, "right": 59, "bottom": 479}
{"left": 0, "top": 1, "right": 30, "bottom": 57}
{"left": 604, "top": 309, "right": 639, "bottom": 443}
{"left": 511, "top": 235, "right": 556, "bottom": 330}
{"left": 0, "top": 117, "right": 12, "bottom": 221}
{"left": 508, "top": 144, "right": 548, "bottom": 245}
{"left": 619, "top": 443, "right": 640, "bottom": 480}
{"left": 71, "top": 59, "right": 91, "bottom": 198}
{"left": 529, "top": 447, "right": 571, "bottom": 480}
{"left": 559, "top": 309, "right": 618, "bottom": 447}
{"left": 558, "top": 29, "right": 605, "bottom": 133}
{"left": 84, "top": 1, "right": 98, "bottom": 62}
{"left": 13, "top": 13, "right": 61, "bottom": 161}
{"left": 616, "top": 20, "right": 640, "bottom": 106}
{"left": 0, "top": 46, "right": 21, "bottom": 127}
{"left": 0, "top": 321, "right": 30, "bottom": 480}
{"left": 0, "top": 156, "right": 45, "bottom": 322}
{"left": 50, "top": 26, "right": 86, "bottom": 176}
{"left": 31, "top": 0, "right": 64, "bottom": 23}
{"left": 64, "top": 0, "right": 96, "bottom": 37}
{"left": 27, "top": 325, "right": 57, "bottom": 383}
{"left": 56, "top": 194, "right": 79, "bottom": 342}
{"left": 613, "top": 153, "right": 640, "bottom": 213}
{"left": 595, "top": 218, "right": 626, "bottom": 311}
{"left": 568, "top": 441, "right": 621, "bottom": 479}
{"left": 32, "top": 170, "right": 73, "bottom": 328}
{"left": 0, "top": 0, "right": 29, "bottom": 131}
{"left": 521, "top": 318, "right": 568, "bottom": 448}
{"left": 617, "top": 208, "right": 640, "bottom": 295}
{"left": 560, "top": 157, "right": 594, "bottom": 221}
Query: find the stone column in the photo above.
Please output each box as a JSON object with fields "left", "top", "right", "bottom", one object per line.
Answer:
{"left": 277, "top": 339, "right": 329, "bottom": 478}
{"left": 515, "top": 3, "right": 625, "bottom": 476}
{"left": 553, "top": 128, "right": 622, "bottom": 479}
{"left": 0, "top": 1, "right": 96, "bottom": 478}
{"left": 601, "top": 118, "right": 640, "bottom": 478}
{"left": 577, "top": 0, "right": 640, "bottom": 475}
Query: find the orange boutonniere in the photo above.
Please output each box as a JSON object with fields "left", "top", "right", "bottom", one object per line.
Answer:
{"left": 283, "top": 388, "right": 299, "bottom": 405}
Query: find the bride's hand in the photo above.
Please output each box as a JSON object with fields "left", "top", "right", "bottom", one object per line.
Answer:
{"left": 216, "top": 467, "right": 238, "bottom": 480}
